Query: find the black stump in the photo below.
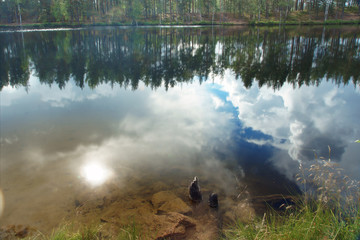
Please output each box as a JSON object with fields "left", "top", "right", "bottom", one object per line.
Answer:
{"left": 208, "top": 193, "right": 218, "bottom": 208}
{"left": 189, "top": 176, "right": 202, "bottom": 202}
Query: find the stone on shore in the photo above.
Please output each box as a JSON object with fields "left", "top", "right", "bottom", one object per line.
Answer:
{"left": 152, "top": 191, "right": 192, "bottom": 215}
{"left": 154, "top": 212, "right": 196, "bottom": 240}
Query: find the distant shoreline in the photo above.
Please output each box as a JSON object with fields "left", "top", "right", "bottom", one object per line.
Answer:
{"left": 0, "top": 19, "right": 359, "bottom": 30}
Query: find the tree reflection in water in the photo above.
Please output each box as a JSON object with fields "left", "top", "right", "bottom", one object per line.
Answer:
{"left": 0, "top": 26, "right": 359, "bottom": 92}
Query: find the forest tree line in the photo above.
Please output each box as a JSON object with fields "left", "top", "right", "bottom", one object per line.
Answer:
{"left": 1, "top": 0, "right": 360, "bottom": 24}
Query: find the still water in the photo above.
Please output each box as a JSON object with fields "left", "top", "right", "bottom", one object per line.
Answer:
{"left": 0, "top": 26, "right": 360, "bottom": 238}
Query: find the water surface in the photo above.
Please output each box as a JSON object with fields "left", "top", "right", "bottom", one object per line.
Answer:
{"left": 1, "top": 26, "right": 360, "bottom": 236}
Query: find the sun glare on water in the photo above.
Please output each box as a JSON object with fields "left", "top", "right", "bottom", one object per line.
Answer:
{"left": 81, "top": 162, "right": 112, "bottom": 186}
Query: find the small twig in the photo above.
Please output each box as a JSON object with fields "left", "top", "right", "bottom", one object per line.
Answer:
{"left": 237, "top": 185, "right": 248, "bottom": 199}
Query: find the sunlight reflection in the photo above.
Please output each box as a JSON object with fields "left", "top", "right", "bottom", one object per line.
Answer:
{"left": 81, "top": 162, "right": 112, "bottom": 187}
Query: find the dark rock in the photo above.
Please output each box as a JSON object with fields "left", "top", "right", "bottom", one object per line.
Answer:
{"left": 97, "top": 204, "right": 104, "bottom": 210}
{"left": 74, "top": 199, "right": 82, "bottom": 207}
{"left": 0, "top": 225, "right": 34, "bottom": 239}
{"left": 15, "top": 227, "right": 29, "bottom": 238}
{"left": 189, "top": 176, "right": 202, "bottom": 202}
{"left": 208, "top": 193, "right": 218, "bottom": 208}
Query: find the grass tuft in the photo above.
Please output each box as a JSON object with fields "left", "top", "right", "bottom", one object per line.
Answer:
{"left": 24, "top": 222, "right": 142, "bottom": 240}
{"left": 223, "top": 156, "right": 360, "bottom": 240}
{"left": 223, "top": 202, "right": 360, "bottom": 240}
{"left": 48, "top": 224, "right": 101, "bottom": 240}
{"left": 117, "top": 222, "right": 141, "bottom": 240}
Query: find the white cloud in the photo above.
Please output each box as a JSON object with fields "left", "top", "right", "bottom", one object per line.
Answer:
{"left": 211, "top": 95, "right": 225, "bottom": 109}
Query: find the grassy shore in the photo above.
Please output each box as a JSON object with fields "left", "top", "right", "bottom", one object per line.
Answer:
{"left": 223, "top": 158, "right": 360, "bottom": 240}
{"left": 249, "top": 19, "right": 360, "bottom": 26}
{"left": 0, "top": 21, "right": 235, "bottom": 30}
{"left": 222, "top": 201, "right": 360, "bottom": 240}
{"left": 1, "top": 6, "right": 359, "bottom": 29}
{"left": 33, "top": 199, "right": 360, "bottom": 240}
{"left": 27, "top": 223, "right": 140, "bottom": 240}
{"left": 0, "top": 18, "right": 359, "bottom": 30}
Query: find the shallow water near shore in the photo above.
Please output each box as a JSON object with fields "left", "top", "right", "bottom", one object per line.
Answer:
{"left": 1, "top": 26, "right": 360, "bottom": 238}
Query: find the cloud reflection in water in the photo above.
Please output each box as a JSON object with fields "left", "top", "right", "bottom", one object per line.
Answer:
{"left": 1, "top": 67, "right": 359, "bottom": 206}
{"left": 214, "top": 70, "right": 360, "bottom": 180}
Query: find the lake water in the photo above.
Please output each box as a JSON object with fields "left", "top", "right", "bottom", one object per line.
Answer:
{"left": 0, "top": 26, "right": 360, "bottom": 238}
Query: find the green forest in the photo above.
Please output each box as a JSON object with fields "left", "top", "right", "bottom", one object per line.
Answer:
{"left": 0, "top": 0, "right": 359, "bottom": 25}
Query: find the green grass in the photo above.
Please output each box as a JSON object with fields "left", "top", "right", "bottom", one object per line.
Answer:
{"left": 117, "top": 223, "right": 141, "bottom": 240}
{"left": 223, "top": 202, "right": 360, "bottom": 240}
{"left": 46, "top": 224, "right": 101, "bottom": 240}
{"left": 324, "top": 20, "right": 360, "bottom": 25}
{"left": 249, "top": 19, "right": 360, "bottom": 26}
{"left": 223, "top": 159, "right": 360, "bottom": 240}
{"left": 25, "top": 222, "right": 141, "bottom": 240}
